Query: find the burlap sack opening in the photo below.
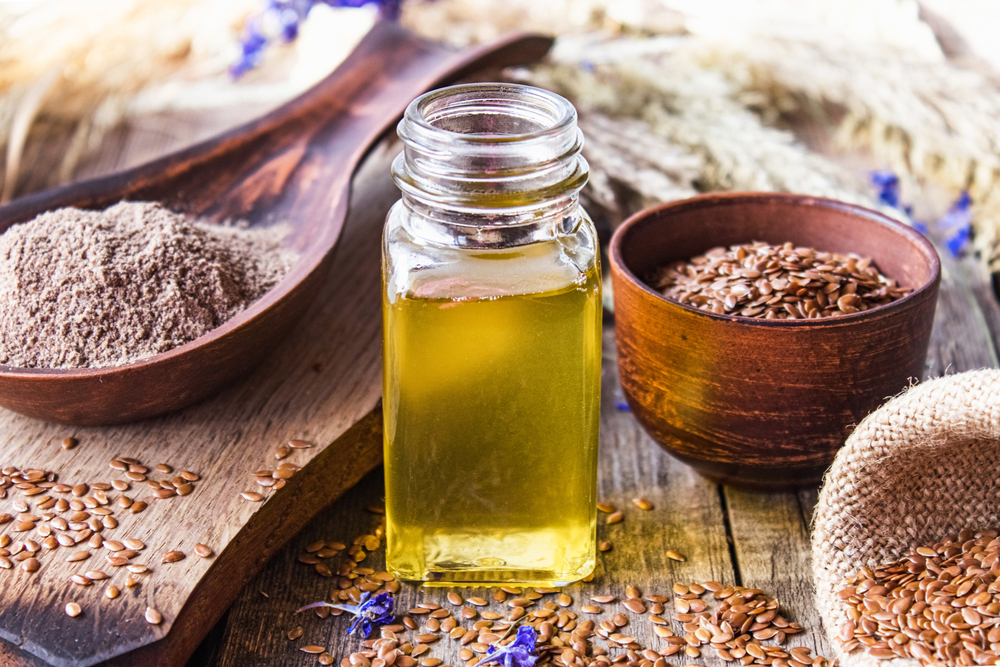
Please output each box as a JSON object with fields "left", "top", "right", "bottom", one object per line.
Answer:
{"left": 812, "top": 368, "right": 1000, "bottom": 667}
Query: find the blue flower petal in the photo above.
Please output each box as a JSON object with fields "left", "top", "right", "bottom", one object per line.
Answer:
{"left": 232, "top": 0, "right": 417, "bottom": 77}
{"left": 870, "top": 170, "right": 902, "bottom": 209}
{"left": 937, "top": 191, "right": 973, "bottom": 257}
{"left": 476, "top": 626, "right": 538, "bottom": 667}
{"left": 296, "top": 592, "right": 395, "bottom": 638}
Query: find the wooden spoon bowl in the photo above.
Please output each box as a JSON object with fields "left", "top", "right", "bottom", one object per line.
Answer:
{"left": 609, "top": 192, "right": 941, "bottom": 489}
{"left": 0, "top": 23, "right": 553, "bottom": 426}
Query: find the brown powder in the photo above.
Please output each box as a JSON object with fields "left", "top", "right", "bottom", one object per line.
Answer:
{"left": 0, "top": 201, "right": 298, "bottom": 369}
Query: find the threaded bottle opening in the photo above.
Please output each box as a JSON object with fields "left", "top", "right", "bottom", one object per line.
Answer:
{"left": 393, "top": 83, "right": 588, "bottom": 213}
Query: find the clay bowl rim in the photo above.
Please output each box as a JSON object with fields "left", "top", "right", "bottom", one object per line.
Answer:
{"left": 0, "top": 208, "right": 331, "bottom": 380}
{"left": 609, "top": 191, "right": 942, "bottom": 328}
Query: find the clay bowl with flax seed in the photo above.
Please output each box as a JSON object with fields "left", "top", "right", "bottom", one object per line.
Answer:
{"left": 609, "top": 192, "right": 941, "bottom": 490}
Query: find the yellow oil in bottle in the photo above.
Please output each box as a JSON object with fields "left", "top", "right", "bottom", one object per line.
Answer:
{"left": 383, "top": 255, "right": 601, "bottom": 586}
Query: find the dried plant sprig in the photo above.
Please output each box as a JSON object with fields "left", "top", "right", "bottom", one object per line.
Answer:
{"left": 297, "top": 591, "right": 394, "bottom": 637}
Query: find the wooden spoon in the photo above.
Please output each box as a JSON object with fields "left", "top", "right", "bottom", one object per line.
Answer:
{"left": 0, "top": 22, "right": 554, "bottom": 426}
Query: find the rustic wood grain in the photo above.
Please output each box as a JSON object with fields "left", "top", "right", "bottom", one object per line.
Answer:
{"left": 0, "top": 28, "right": 558, "bottom": 665}
{"left": 0, "top": 137, "right": 389, "bottom": 667}
{"left": 199, "top": 328, "right": 736, "bottom": 666}
{"left": 723, "top": 488, "right": 834, "bottom": 659}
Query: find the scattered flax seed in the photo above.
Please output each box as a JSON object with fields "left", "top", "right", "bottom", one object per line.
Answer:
{"left": 275, "top": 445, "right": 291, "bottom": 460}
{"left": 195, "top": 543, "right": 214, "bottom": 558}
{"left": 67, "top": 551, "right": 89, "bottom": 562}
{"left": 666, "top": 549, "right": 687, "bottom": 562}
{"left": 162, "top": 551, "right": 185, "bottom": 564}
{"left": 606, "top": 511, "right": 624, "bottom": 525}
{"left": 319, "top": 653, "right": 335, "bottom": 665}
{"left": 623, "top": 598, "right": 646, "bottom": 614}
{"left": 62, "top": 437, "right": 78, "bottom": 450}
{"left": 130, "top": 501, "right": 148, "bottom": 514}
{"left": 447, "top": 591, "right": 463, "bottom": 605}
{"left": 632, "top": 498, "right": 653, "bottom": 511}
{"left": 288, "top": 440, "right": 314, "bottom": 450}
{"left": 288, "top": 626, "right": 304, "bottom": 640}
{"left": 241, "top": 491, "right": 264, "bottom": 502}
{"left": 145, "top": 607, "right": 163, "bottom": 625}
{"left": 599, "top": 541, "right": 613, "bottom": 552}
{"left": 106, "top": 585, "right": 120, "bottom": 599}
{"left": 596, "top": 502, "right": 616, "bottom": 514}
{"left": 65, "top": 602, "right": 82, "bottom": 617}
{"left": 21, "top": 557, "right": 39, "bottom": 572}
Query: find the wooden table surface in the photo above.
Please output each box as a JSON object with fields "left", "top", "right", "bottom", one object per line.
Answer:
{"left": 12, "top": 84, "right": 1000, "bottom": 667}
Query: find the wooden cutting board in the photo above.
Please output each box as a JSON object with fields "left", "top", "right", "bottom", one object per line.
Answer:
{"left": 0, "top": 31, "right": 552, "bottom": 667}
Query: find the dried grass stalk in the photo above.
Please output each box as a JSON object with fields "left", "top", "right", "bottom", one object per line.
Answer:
{"left": 522, "top": 39, "right": 879, "bottom": 219}
{"left": 700, "top": 35, "right": 1000, "bottom": 267}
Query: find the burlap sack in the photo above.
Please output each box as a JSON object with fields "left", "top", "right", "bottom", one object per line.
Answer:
{"left": 811, "top": 368, "right": 1000, "bottom": 667}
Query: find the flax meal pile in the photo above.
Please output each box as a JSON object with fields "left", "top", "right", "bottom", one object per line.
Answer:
{"left": 0, "top": 201, "right": 297, "bottom": 369}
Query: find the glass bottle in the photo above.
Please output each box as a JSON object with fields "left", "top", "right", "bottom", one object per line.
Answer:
{"left": 382, "top": 83, "right": 601, "bottom": 586}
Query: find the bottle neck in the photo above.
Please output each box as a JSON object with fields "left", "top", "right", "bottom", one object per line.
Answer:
{"left": 391, "top": 83, "right": 588, "bottom": 249}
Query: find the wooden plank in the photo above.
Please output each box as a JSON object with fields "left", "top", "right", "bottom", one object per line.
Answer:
{"left": 722, "top": 487, "right": 834, "bottom": 662}
{"left": 926, "top": 248, "right": 1000, "bottom": 374}
{"left": 198, "top": 327, "right": 735, "bottom": 666}
{"left": 0, "top": 136, "right": 394, "bottom": 667}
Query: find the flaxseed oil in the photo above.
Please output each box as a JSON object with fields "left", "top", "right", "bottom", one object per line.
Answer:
{"left": 383, "top": 254, "right": 601, "bottom": 586}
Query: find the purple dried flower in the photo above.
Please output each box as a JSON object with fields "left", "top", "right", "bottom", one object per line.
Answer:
{"left": 230, "top": 15, "right": 269, "bottom": 78}
{"left": 473, "top": 626, "right": 538, "bottom": 667}
{"left": 869, "top": 171, "right": 974, "bottom": 256}
{"left": 869, "top": 170, "right": 912, "bottom": 215}
{"left": 297, "top": 591, "right": 395, "bottom": 637}
{"left": 231, "top": 0, "right": 413, "bottom": 78}
{"left": 939, "top": 191, "right": 973, "bottom": 257}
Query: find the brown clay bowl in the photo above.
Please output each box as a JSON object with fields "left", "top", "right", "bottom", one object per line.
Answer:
{"left": 0, "top": 24, "right": 553, "bottom": 426}
{"left": 609, "top": 192, "right": 941, "bottom": 490}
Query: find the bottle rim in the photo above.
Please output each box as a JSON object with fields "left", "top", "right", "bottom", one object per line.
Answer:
{"left": 401, "top": 82, "right": 578, "bottom": 147}
{"left": 393, "top": 82, "right": 587, "bottom": 214}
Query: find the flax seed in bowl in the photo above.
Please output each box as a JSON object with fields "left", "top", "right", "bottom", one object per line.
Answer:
{"left": 608, "top": 192, "right": 941, "bottom": 490}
